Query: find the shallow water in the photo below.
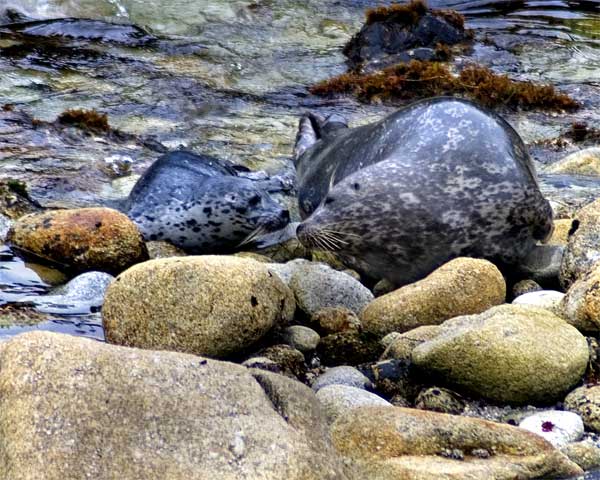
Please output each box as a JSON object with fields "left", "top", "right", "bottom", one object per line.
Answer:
{"left": 0, "top": 0, "right": 599, "bottom": 341}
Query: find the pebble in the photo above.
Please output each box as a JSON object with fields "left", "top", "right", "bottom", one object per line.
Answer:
{"left": 281, "top": 325, "right": 320, "bottom": 353}
{"left": 312, "top": 366, "right": 372, "bottom": 392}
{"left": 519, "top": 410, "right": 584, "bottom": 447}
{"left": 512, "top": 290, "right": 565, "bottom": 315}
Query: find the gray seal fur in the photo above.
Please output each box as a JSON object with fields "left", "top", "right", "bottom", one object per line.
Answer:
{"left": 126, "top": 150, "right": 290, "bottom": 252}
{"left": 294, "top": 97, "right": 553, "bottom": 285}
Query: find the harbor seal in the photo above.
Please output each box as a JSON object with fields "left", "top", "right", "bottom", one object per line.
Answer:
{"left": 292, "top": 97, "right": 553, "bottom": 285}
{"left": 125, "top": 150, "right": 290, "bottom": 252}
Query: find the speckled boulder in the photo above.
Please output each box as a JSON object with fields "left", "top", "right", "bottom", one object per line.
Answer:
{"left": 560, "top": 199, "right": 600, "bottom": 289}
{"left": 412, "top": 305, "right": 589, "bottom": 404}
{"left": 7, "top": 208, "right": 148, "bottom": 274}
{"left": 565, "top": 386, "right": 600, "bottom": 433}
{"left": 0, "top": 331, "right": 350, "bottom": 480}
{"left": 103, "top": 256, "right": 295, "bottom": 358}
{"left": 561, "top": 264, "right": 600, "bottom": 333}
{"left": 331, "top": 406, "right": 582, "bottom": 479}
{"left": 561, "top": 441, "right": 600, "bottom": 471}
{"left": 361, "top": 258, "right": 505, "bottom": 336}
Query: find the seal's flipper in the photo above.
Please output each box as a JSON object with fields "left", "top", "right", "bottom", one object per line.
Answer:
{"left": 294, "top": 113, "right": 323, "bottom": 161}
{"left": 250, "top": 222, "right": 300, "bottom": 249}
{"left": 321, "top": 113, "right": 349, "bottom": 136}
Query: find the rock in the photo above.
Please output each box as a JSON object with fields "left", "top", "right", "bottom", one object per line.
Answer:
{"left": 282, "top": 326, "right": 320, "bottom": 353}
{"left": 359, "top": 359, "right": 423, "bottom": 402}
{"left": 561, "top": 264, "right": 600, "bottom": 333}
{"left": 234, "top": 252, "right": 272, "bottom": 263}
{"left": 241, "top": 356, "right": 280, "bottom": 374}
{"left": 257, "top": 238, "right": 310, "bottom": 263}
{"left": 373, "top": 279, "right": 395, "bottom": 297}
{"left": 0, "top": 179, "right": 41, "bottom": 219}
{"left": 547, "top": 218, "right": 574, "bottom": 246}
{"left": 565, "top": 386, "right": 600, "bottom": 433}
{"left": 7, "top": 208, "right": 148, "bottom": 274}
{"left": 511, "top": 279, "right": 542, "bottom": 298}
{"left": 288, "top": 262, "right": 373, "bottom": 316}
{"left": 561, "top": 199, "right": 600, "bottom": 289}
{"left": 381, "top": 325, "right": 442, "bottom": 361}
{"left": 316, "top": 384, "right": 391, "bottom": 423}
{"left": 561, "top": 440, "right": 600, "bottom": 471}
{"left": 380, "top": 332, "right": 402, "bottom": 350}
{"left": 415, "top": 387, "right": 465, "bottom": 415}
{"left": 312, "top": 366, "right": 372, "bottom": 392}
{"left": 331, "top": 406, "right": 583, "bottom": 479}
{"left": 546, "top": 147, "right": 600, "bottom": 176}
{"left": 361, "top": 258, "right": 505, "bottom": 337}
{"left": 0, "top": 331, "right": 350, "bottom": 480}
{"left": 412, "top": 305, "right": 589, "bottom": 404}
{"left": 317, "top": 330, "right": 382, "bottom": 367}
{"left": 103, "top": 256, "right": 295, "bottom": 358}
{"left": 18, "top": 271, "right": 114, "bottom": 315}
{"left": 517, "top": 245, "right": 564, "bottom": 287}
{"left": 0, "top": 212, "right": 11, "bottom": 241}
{"left": 519, "top": 411, "right": 584, "bottom": 448}
{"left": 145, "top": 240, "right": 187, "bottom": 259}
{"left": 512, "top": 290, "right": 564, "bottom": 315}
{"left": 256, "top": 345, "right": 307, "bottom": 380}
{"left": 310, "top": 307, "right": 361, "bottom": 335}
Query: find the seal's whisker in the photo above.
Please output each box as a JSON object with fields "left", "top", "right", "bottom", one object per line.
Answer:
{"left": 238, "top": 224, "right": 266, "bottom": 247}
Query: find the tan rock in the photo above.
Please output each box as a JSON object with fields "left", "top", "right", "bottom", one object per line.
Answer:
{"left": 0, "top": 331, "right": 350, "bottom": 480}
{"left": 7, "top": 207, "right": 147, "bottom": 274}
{"left": 310, "top": 307, "right": 361, "bottom": 335}
{"left": 331, "top": 406, "right": 582, "bottom": 480}
{"left": 145, "top": 240, "right": 186, "bottom": 259}
{"left": 546, "top": 147, "right": 600, "bottom": 176}
{"left": 103, "top": 256, "right": 295, "bottom": 358}
{"left": 561, "top": 264, "right": 600, "bottom": 333}
{"left": 360, "top": 258, "right": 506, "bottom": 336}
{"left": 381, "top": 325, "right": 441, "bottom": 361}
{"left": 412, "top": 305, "right": 589, "bottom": 404}
{"left": 565, "top": 386, "right": 600, "bottom": 433}
{"left": 561, "top": 440, "right": 600, "bottom": 471}
{"left": 546, "top": 218, "right": 574, "bottom": 246}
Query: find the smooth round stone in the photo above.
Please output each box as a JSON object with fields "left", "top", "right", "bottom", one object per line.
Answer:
{"left": 312, "top": 366, "right": 372, "bottom": 392}
{"left": 282, "top": 326, "right": 320, "bottom": 353}
{"left": 512, "top": 279, "right": 542, "bottom": 298}
{"left": 519, "top": 411, "right": 584, "bottom": 448}
{"left": 316, "top": 384, "right": 392, "bottom": 423}
{"left": 565, "top": 386, "right": 600, "bottom": 433}
{"left": 512, "top": 290, "right": 565, "bottom": 315}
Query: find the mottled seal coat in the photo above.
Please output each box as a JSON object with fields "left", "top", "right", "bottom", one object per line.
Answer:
{"left": 126, "top": 150, "right": 290, "bottom": 252}
{"left": 294, "top": 97, "right": 553, "bottom": 285}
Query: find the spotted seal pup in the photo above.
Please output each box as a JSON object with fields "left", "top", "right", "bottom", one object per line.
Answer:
{"left": 125, "top": 150, "right": 290, "bottom": 252}
{"left": 278, "top": 97, "right": 553, "bottom": 285}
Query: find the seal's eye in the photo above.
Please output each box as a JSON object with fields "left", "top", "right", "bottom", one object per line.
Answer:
{"left": 249, "top": 195, "right": 261, "bottom": 206}
{"left": 325, "top": 196, "right": 335, "bottom": 205}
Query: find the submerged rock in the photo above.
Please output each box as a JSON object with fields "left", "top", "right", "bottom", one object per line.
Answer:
{"left": 7, "top": 208, "right": 148, "bottom": 275}
{"left": 412, "top": 305, "right": 588, "bottom": 405}
{"left": 331, "top": 406, "right": 582, "bottom": 479}
{"left": 102, "top": 256, "right": 295, "bottom": 358}
{"left": 360, "top": 258, "right": 506, "bottom": 337}
{"left": 0, "top": 331, "right": 349, "bottom": 479}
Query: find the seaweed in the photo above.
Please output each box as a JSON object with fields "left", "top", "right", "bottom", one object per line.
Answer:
{"left": 6, "top": 179, "right": 29, "bottom": 199}
{"left": 565, "top": 122, "right": 600, "bottom": 142}
{"left": 366, "top": 0, "right": 428, "bottom": 26}
{"left": 310, "top": 60, "right": 579, "bottom": 111}
{"left": 57, "top": 108, "right": 110, "bottom": 133}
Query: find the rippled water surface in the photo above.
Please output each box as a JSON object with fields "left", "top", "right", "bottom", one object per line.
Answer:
{"left": 0, "top": 0, "right": 599, "bottom": 340}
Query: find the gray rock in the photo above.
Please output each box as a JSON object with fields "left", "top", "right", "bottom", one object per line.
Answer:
{"left": 0, "top": 213, "right": 11, "bottom": 241}
{"left": 316, "top": 384, "right": 391, "bottom": 423}
{"left": 519, "top": 410, "right": 584, "bottom": 448}
{"left": 0, "top": 331, "right": 351, "bottom": 480}
{"left": 312, "top": 366, "right": 372, "bottom": 392}
{"left": 512, "top": 290, "right": 565, "bottom": 315}
{"left": 282, "top": 325, "right": 320, "bottom": 353}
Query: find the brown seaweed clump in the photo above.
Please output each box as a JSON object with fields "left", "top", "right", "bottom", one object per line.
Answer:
{"left": 365, "top": 0, "right": 466, "bottom": 30}
{"left": 310, "top": 60, "right": 579, "bottom": 111}
{"left": 566, "top": 122, "right": 600, "bottom": 143}
{"left": 57, "top": 108, "right": 110, "bottom": 133}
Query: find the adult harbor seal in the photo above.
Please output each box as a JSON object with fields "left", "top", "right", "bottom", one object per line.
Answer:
{"left": 125, "top": 150, "right": 290, "bottom": 252}
{"left": 291, "top": 97, "right": 553, "bottom": 285}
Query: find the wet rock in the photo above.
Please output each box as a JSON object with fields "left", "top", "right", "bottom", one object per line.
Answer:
{"left": 381, "top": 325, "right": 441, "bottom": 361}
{"left": 512, "top": 290, "right": 564, "bottom": 315}
{"left": 561, "top": 199, "right": 600, "bottom": 289}
{"left": 317, "top": 330, "right": 383, "bottom": 367}
{"left": 359, "top": 359, "right": 423, "bottom": 402}
{"left": 310, "top": 307, "right": 361, "bottom": 335}
{"left": 373, "top": 278, "right": 395, "bottom": 297}
{"left": 0, "top": 331, "right": 349, "bottom": 480}
{"left": 519, "top": 410, "right": 584, "bottom": 448}
{"left": 565, "top": 386, "right": 600, "bottom": 433}
{"left": 511, "top": 279, "right": 542, "bottom": 298}
{"left": 517, "top": 245, "right": 564, "bottom": 287}
{"left": 312, "top": 366, "right": 372, "bottom": 392}
{"left": 561, "top": 440, "right": 600, "bottom": 471}
{"left": 331, "top": 406, "right": 582, "bottom": 479}
{"left": 281, "top": 326, "right": 320, "bottom": 353}
{"left": 102, "top": 256, "right": 295, "bottom": 358}
{"left": 415, "top": 387, "right": 465, "bottom": 415}
{"left": 0, "top": 213, "right": 11, "bottom": 241}
{"left": 545, "top": 147, "right": 600, "bottom": 176}
{"left": 561, "top": 265, "right": 600, "bottom": 333}
{"left": 145, "top": 240, "right": 187, "bottom": 259}
{"left": 344, "top": 3, "right": 469, "bottom": 68}
{"left": 288, "top": 262, "right": 373, "bottom": 316}
{"left": 547, "top": 218, "right": 574, "bottom": 246}
{"left": 412, "top": 305, "right": 589, "bottom": 404}
{"left": 7, "top": 208, "right": 148, "bottom": 275}
{"left": 0, "top": 179, "right": 41, "bottom": 220}
{"left": 316, "top": 384, "right": 391, "bottom": 423}
{"left": 361, "top": 258, "right": 505, "bottom": 337}
{"left": 256, "top": 345, "right": 307, "bottom": 381}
